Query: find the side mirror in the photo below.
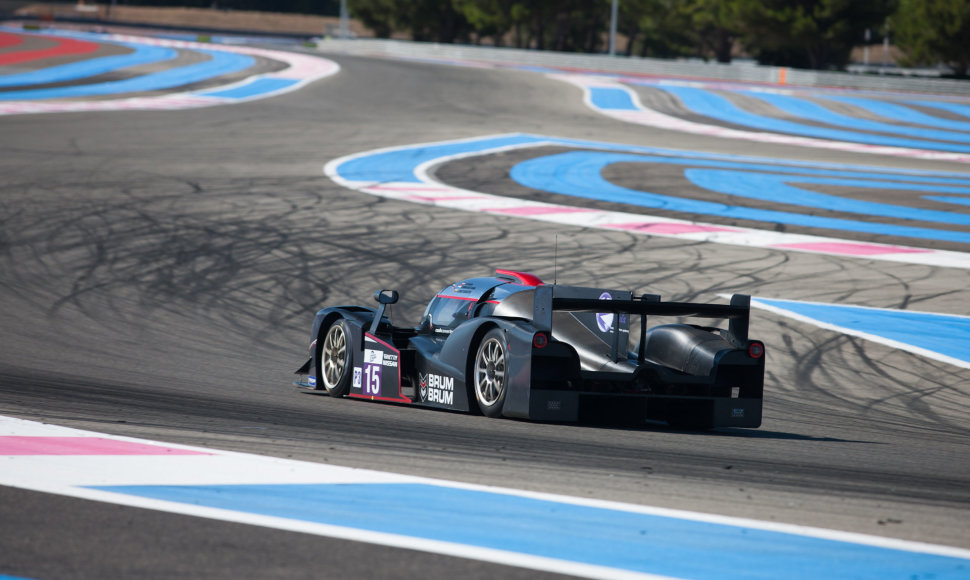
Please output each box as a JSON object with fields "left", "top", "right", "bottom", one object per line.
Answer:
{"left": 374, "top": 289, "right": 399, "bottom": 305}
{"left": 369, "top": 289, "right": 399, "bottom": 335}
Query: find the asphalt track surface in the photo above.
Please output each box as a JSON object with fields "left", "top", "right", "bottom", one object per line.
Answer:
{"left": 1, "top": 36, "right": 969, "bottom": 578}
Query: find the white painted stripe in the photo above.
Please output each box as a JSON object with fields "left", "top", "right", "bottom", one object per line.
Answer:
{"left": 552, "top": 73, "right": 970, "bottom": 164}
{"left": 4, "top": 415, "right": 969, "bottom": 565}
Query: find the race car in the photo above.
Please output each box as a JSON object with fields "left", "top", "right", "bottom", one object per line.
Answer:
{"left": 294, "top": 269, "right": 765, "bottom": 429}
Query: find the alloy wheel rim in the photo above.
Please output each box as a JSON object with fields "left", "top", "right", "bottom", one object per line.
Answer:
{"left": 322, "top": 324, "right": 346, "bottom": 389}
{"left": 475, "top": 338, "right": 505, "bottom": 405}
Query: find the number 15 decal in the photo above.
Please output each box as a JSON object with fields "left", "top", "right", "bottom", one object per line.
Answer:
{"left": 364, "top": 362, "right": 382, "bottom": 395}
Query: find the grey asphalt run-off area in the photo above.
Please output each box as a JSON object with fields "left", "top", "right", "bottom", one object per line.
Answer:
{"left": 1, "top": 43, "right": 969, "bottom": 579}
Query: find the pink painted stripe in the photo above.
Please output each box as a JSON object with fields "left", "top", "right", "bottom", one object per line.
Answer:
{"left": 609, "top": 222, "right": 739, "bottom": 234}
{"left": 774, "top": 242, "right": 932, "bottom": 256}
{"left": 368, "top": 185, "right": 451, "bottom": 192}
{"left": 402, "top": 194, "right": 485, "bottom": 202}
{"left": 0, "top": 32, "right": 25, "bottom": 49}
{"left": 486, "top": 206, "right": 595, "bottom": 216}
{"left": 0, "top": 34, "right": 100, "bottom": 66}
{"left": 0, "top": 436, "right": 212, "bottom": 456}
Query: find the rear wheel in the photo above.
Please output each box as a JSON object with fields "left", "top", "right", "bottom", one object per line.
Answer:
{"left": 318, "top": 319, "right": 352, "bottom": 397}
{"left": 473, "top": 329, "right": 508, "bottom": 417}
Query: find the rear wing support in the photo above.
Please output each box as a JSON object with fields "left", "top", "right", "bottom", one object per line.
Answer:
{"left": 533, "top": 286, "right": 752, "bottom": 346}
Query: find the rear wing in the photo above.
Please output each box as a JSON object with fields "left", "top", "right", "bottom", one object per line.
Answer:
{"left": 533, "top": 285, "right": 752, "bottom": 345}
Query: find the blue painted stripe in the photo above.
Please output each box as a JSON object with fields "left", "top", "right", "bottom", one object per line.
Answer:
{"left": 0, "top": 42, "right": 177, "bottom": 87}
{"left": 651, "top": 85, "right": 970, "bottom": 153}
{"left": 519, "top": 135, "right": 970, "bottom": 180}
{"left": 926, "top": 196, "right": 970, "bottom": 207}
{"left": 819, "top": 95, "right": 970, "bottom": 132}
{"left": 740, "top": 91, "right": 970, "bottom": 142}
{"left": 907, "top": 100, "right": 970, "bottom": 120}
{"left": 90, "top": 483, "right": 970, "bottom": 580}
{"left": 753, "top": 299, "right": 970, "bottom": 367}
{"left": 197, "top": 77, "right": 299, "bottom": 99}
{"left": 589, "top": 86, "right": 639, "bottom": 110}
{"left": 683, "top": 169, "right": 970, "bottom": 226}
{"left": 335, "top": 132, "right": 970, "bottom": 185}
{"left": 335, "top": 133, "right": 545, "bottom": 184}
{"left": 509, "top": 151, "right": 970, "bottom": 244}
{"left": 0, "top": 48, "right": 254, "bottom": 100}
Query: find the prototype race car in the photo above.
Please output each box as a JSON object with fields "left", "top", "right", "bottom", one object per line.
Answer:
{"left": 294, "top": 269, "right": 765, "bottom": 429}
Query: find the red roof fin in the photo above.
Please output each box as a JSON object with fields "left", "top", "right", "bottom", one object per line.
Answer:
{"left": 495, "top": 269, "right": 544, "bottom": 286}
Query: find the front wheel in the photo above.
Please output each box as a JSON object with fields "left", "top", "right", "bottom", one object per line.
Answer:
{"left": 473, "top": 328, "right": 508, "bottom": 417}
{"left": 318, "top": 319, "right": 352, "bottom": 397}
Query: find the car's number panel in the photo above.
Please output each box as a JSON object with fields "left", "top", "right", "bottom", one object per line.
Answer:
{"left": 348, "top": 334, "right": 411, "bottom": 403}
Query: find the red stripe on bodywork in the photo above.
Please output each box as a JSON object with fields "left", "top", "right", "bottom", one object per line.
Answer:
{"left": 436, "top": 294, "right": 479, "bottom": 301}
{"left": 495, "top": 269, "right": 544, "bottom": 286}
{"left": 0, "top": 436, "right": 212, "bottom": 455}
{"left": 0, "top": 34, "right": 100, "bottom": 66}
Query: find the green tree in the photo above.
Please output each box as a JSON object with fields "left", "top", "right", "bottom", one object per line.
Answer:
{"left": 736, "top": 0, "right": 897, "bottom": 70}
{"left": 454, "top": 0, "right": 514, "bottom": 44}
{"left": 350, "top": 0, "right": 399, "bottom": 38}
{"left": 414, "top": 0, "right": 472, "bottom": 43}
{"left": 621, "top": 0, "right": 694, "bottom": 59}
{"left": 351, "top": 0, "right": 471, "bottom": 42}
{"left": 678, "top": 0, "right": 742, "bottom": 63}
{"left": 893, "top": 0, "right": 970, "bottom": 77}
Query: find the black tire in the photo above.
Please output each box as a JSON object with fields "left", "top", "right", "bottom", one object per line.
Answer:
{"left": 317, "top": 319, "right": 352, "bottom": 397}
{"left": 473, "top": 328, "right": 508, "bottom": 418}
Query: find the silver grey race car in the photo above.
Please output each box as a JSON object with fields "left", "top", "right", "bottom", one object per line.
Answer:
{"left": 295, "top": 269, "right": 765, "bottom": 429}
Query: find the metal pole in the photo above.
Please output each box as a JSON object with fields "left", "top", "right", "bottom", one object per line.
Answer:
{"left": 339, "top": 0, "right": 349, "bottom": 39}
{"left": 609, "top": 0, "right": 618, "bottom": 56}
{"left": 882, "top": 19, "right": 889, "bottom": 73}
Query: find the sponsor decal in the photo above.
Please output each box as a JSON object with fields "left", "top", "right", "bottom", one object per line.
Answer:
{"left": 547, "top": 400, "right": 562, "bottom": 411}
{"left": 352, "top": 367, "right": 362, "bottom": 389}
{"left": 418, "top": 373, "right": 455, "bottom": 405}
{"left": 418, "top": 373, "right": 428, "bottom": 401}
{"left": 308, "top": 375, "right": 316, "bottom": 387}
{"left": 364, "top": 362, "right": 382, "bottom": 396}
{"left": 731, "top": 408, "right": 745, "bottom": 418}
{"left": 596, "top": 292, "right": 614, "bottom": 332}
{"left": 449, "top": 281, "right": 476, "bottom": 294}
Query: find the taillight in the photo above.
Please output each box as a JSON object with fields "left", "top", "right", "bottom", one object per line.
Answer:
{"left": 533, "top": 332, "right": 549, "bottom": 349}
{"left": 748, "top": 341, "right": 764, "bottom": 358}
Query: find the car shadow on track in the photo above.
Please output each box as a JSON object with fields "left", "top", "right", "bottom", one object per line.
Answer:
{"left": 568, "top": 419, "right": 871, "bottom": 443}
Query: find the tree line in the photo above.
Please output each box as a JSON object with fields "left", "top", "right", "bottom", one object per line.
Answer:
{"left": 349, "top": 0, "right": 969, "bottom": 76}
{"left": 105, "top": 0, "right": 970, "bottom": 76}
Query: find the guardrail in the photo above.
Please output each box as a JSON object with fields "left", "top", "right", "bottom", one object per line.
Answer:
{"left": 316, "top": 38, "right": 970, "bottom": 96}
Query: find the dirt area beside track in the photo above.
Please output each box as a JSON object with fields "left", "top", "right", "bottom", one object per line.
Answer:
{"left": 4, "top": 2, "right": 370, "bottom": 38}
